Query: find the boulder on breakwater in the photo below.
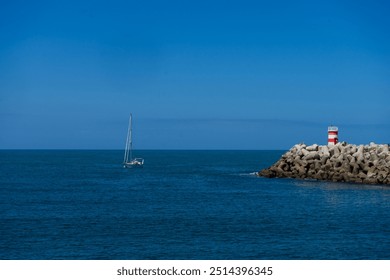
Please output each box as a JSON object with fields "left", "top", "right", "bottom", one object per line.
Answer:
{"left": 258, "top": 142, "right": 390, "bottom": 185}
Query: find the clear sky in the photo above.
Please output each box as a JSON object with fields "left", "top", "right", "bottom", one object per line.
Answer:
{"left": 1, "top": 0, "right": 389, "bottom": 149}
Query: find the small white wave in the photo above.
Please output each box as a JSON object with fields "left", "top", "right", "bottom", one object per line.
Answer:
{"left": 239, "top": 172, "right": 259, "bottom": 177}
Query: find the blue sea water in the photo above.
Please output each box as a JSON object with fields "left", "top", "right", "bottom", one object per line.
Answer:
{"left": 0, "top": 150, "right": 389, "bottom": 260}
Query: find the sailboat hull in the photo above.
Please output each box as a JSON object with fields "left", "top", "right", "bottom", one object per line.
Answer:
{"left": 123, "top": 158, "right": 144, "bottom": 168}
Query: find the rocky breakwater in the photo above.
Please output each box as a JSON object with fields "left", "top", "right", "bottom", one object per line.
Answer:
{"left": 259, "top": 142, "right": 390, "bottom": 185}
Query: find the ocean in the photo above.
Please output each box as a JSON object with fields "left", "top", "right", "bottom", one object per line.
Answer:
{"left": 0, "top": 150, "right": 389, "bottom": 260}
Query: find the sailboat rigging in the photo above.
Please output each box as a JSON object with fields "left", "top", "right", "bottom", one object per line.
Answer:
{"left": 123, "top": 114, "right": 144, "bottom": 168}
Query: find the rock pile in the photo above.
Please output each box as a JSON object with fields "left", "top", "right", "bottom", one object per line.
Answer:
{"left": 258, "top": 142, "right": 390, "bottom": 185}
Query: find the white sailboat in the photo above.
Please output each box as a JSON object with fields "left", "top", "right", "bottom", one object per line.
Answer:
{"left": 123, "top": 114, "right": 144, "bottom": 168}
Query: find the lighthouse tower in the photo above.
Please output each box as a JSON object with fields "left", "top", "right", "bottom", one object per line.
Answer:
{"left": 328, "top": 126, "right": 338, "bottom": 146}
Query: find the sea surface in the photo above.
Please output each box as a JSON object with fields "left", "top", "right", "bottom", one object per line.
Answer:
{"left": 0, "top": 150, "right": 389, "bottom": 260}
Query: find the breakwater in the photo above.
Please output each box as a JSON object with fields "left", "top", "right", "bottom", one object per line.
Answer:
{"left": 259, "top": 142, "right": 390, "bottom": 185}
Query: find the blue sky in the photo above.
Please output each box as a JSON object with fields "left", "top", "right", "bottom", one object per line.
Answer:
{"left": 1, "top": 0, "right": 389, "bottom": 149}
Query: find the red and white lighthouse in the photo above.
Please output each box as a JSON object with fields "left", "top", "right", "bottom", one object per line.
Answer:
{"left": 328, "top": 126, "right": 338, "bottom": 146}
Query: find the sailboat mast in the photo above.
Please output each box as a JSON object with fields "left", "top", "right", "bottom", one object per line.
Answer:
{"left": 129, "top": 113, "right": 133, "bottom": 161}
{"left": 123, "top": 113, "right": 144, "bottom": 167}
{"left": 123, "top": 114, "right": 131, "bottom": 163}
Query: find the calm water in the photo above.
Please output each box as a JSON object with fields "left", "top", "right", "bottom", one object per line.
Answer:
{"left": 0, "top": 150, "right": 389, "bottom": 260}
